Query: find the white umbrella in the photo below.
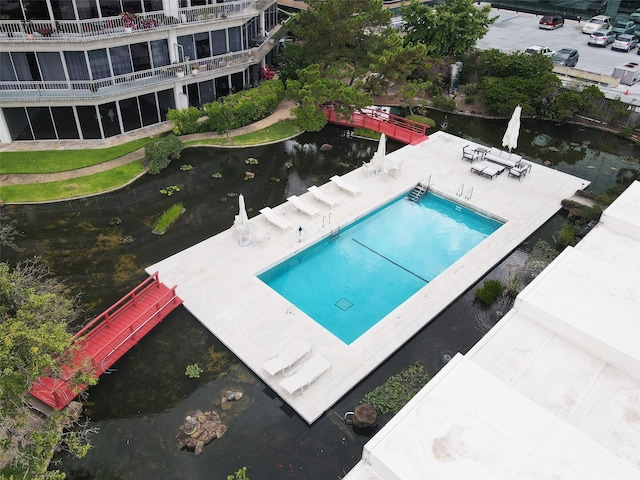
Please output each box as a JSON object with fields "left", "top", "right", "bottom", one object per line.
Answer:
{"left": 375, "top": 133, "right": 386, "bottom": 159}
{"left": 502, "top": 105, "right": 522, "bottom": 152}
{"left": 238, "top": 194, "right": 249, "bottom": 225}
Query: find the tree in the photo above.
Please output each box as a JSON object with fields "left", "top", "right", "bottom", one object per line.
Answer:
{"left": 145, "top": 135, "right": 183, "bottom": 175}
{"left": 285, "top": 64, "right": 372, "bottom": 131}
{"left": 402, "top": 0, "right": 495, "bottom": 57}
{"left": 286, "top": 0, "right": 404, "bottom": 86}
{"left": 367, "top": 36, "right": 427, "bottom": 95}
{"left": 0, "top": 259, "right": 97, "bottom": 478}
{"left": 0, "top": 212, "right": 24, "bottom": 252}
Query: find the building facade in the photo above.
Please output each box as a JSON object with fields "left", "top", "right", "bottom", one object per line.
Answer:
{"left": 0, "top": 0, "right": 282, "bottom": 144}
{"left": 487, "top": 0, "right": 636, "bottom": 20}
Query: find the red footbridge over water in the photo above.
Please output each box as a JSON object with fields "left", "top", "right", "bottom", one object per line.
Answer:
{"left": 29, "top": 272, "right": 182, "bottom": 411}
{"left": 322, "top": 106, "right": 429, "bottom": 145}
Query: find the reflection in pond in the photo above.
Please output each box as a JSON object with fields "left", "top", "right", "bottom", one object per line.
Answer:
{"left": 1, "top": 120, "right": 637, "bottom": 479}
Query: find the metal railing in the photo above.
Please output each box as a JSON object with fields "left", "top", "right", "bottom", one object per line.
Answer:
{"left": 0, "top": 0, "right": 276, "bottom": 42}
{"left": 0, "top": 44, "right": 272, "bottom": 101}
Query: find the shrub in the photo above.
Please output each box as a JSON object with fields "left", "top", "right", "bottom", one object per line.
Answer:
{"left": 353, "top": 127, "right": 380, "bottom": 139}
{"left": 361, "top": 363, "right": 430, "bottom": 414}
{"left": 475, "top": 279, "right": 504, "bottom": 305}
{"left": 145, "top": 135, "right": 182, "bottom": 174}
{"left": 556, "top": 221, "right": 577, "bottom": 248}
{"left": 405, "top": 114, "right": 436, "bottom": 128}
{"left": 432, "top": 94, "right": 456, "bottom": 111}
{"left": 166, "top": 106, "right": 202, "bottom": 135}
{"left": 152, "top": 202, "right": 184, "bottom": 234}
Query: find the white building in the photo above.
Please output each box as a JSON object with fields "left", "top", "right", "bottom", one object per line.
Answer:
{"left": 0, "top": 0, "right": 281, "bottom": 144}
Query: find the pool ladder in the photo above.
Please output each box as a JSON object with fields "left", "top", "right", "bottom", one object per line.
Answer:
{"left": 323, "top": 213, "right": 340, "bottom": 240}
{"left": 407, "top": 175, "right": 431, "bottom": 203}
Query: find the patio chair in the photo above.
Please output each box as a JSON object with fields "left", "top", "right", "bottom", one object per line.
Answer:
{"left": 362, "top": 160, "right": 379, "bottom": 176}
{"left": 383, "top": 159, "right": 403, "bottom": 178}
{"left": 259, "top": 207, "right": 293, "bottom": 232}
{"left": 308, "top": 186, "right": 339, "bottom": 209}
{"left": 262, "top": 339, "right": 312, "bottom": 376}
{"left": 287, "top": 195, "right": 320, "bottom": 218}
{"left": 462, "top": 145, "right": 475, "bottom": 161}
{"left": 330, "top": 175, "right": 362, "bottom": 196}
{"left": 280, "top": 355, "right": 331, "bottom": 395}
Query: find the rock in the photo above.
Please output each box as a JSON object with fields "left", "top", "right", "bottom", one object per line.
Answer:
{"left": 320, "top": 143, "right": 333, "bottom": 150}
{"left": 221, "top": 390, "right": 243, "bottom": 403}
{"left": 176, "top": 410, "right": 227, "bottom": 454}
{"left": 215, "top": 424, "right": 227, "bottom": 439}
{"left": 353, "top": 404, "right": 378, "bottom": 428}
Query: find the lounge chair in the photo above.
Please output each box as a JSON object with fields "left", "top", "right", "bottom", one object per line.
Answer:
{"left": 330, "top": 175, "right": 362, "bottom": 196}
{"left": 470, "top": 162, "right": 499, "bottom": 179}
{"left": 287, "top": 195, "right": 320, "bottom": 218}
{"left": 262, "top": 339, "right": 312, "bottom": 376}
{"left": 280, "top": 355, "right": 331, "bottom": 395}
{"left": 259, "top": 207, "right": 293, "bottom": 232}
{"left": 307, "top": 186, "right": 339, "bottom": 209}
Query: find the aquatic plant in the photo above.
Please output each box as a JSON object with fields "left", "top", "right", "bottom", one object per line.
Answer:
{"left": 245, "top": 157, "right": 259, "bottom": 165}
{"left": 160, "top": 185, "right": 180, "bottom": 196}
{"left": 180, "top": 164, "right": 193, "bottom": 171}
{"left": 185, "top": 363, "right": 203, "bottom": 379}
{"left": 227, "top": 466, "right": 249, "bottom": 480}
{"left": 475, "top": 279, "right": 504, "bottom": 306}
{"left": 361, "top": 363, "right": 429, "bottom": 414}
{"left": 152, "top": 202, "right": 184, "bottom": 234}
{"left": 212, "top": 172, "right": 222, "bottom": 179}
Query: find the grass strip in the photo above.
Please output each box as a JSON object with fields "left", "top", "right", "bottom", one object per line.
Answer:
{"left": 183, "top": 120, "right": 302, "bottom": 147}
{"left": 0, "top": 138, "right": 151, "bottom": 174}
{"left": 152, "top": 202, "right": 185, "bottom": 234}
{"left": 0, "top": 161, "right": 145, "bottom": 203}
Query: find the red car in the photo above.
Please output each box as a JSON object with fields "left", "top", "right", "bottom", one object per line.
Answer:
{"left": 539, "top": 14, "right": 564, "bottom": 30}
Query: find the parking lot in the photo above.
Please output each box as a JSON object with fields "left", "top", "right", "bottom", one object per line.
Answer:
{"left": 476, "top": 9, "right": 640, "bottom": 105}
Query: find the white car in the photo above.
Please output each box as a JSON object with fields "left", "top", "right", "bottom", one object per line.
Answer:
{"left": 582, "top": 15, "right": 611, "bottom": 34}
{"left": 524, "top": 45, "right": 555, "bottom": 57}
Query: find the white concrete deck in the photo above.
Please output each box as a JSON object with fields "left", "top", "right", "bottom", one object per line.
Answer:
{"left": 343, "top": 182, "right": 640, "bottom": 479}
{"left": 147, "top": 131, "right": 588, "bottom": 424}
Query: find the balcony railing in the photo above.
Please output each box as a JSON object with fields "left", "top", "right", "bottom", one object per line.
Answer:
{"left": 0, "top": 45, "right": 272, "bottom": 102}
{"left": 0, "top": 0, "right": 276, "bottom": 42}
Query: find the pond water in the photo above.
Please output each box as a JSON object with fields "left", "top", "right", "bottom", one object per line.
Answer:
{"left": 1, "top": 117, "right": 638, "bottom": 479}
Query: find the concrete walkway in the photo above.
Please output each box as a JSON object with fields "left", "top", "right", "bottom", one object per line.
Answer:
{"left": 0, "top": 99, "right": 297, "bottom": 186}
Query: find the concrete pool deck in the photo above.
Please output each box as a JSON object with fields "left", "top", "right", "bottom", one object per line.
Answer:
{"left": 147, "top": 131, "right": 588, "bottom": 424}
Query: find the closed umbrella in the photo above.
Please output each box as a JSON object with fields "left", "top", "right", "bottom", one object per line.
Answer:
{"left": 375, "top": 133, "right": 386, "bottom": 159}
{"left": 238, "top": 194, "right": 248, "bottom": 225}
{"left": 501, "top": 105, "right": 522, "bottom": 152}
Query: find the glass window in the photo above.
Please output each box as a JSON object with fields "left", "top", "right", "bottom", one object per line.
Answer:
{"left": 211, "top": 30, "right": 226, "bottom": 55}
{"left": 230, "top": 72, "right": 243, "bottom": 94}
{"left": 64, "top": 51, "right": 90, "bottom": 81}
{"left": 215, "top": 75, "right": 229, "bottom": 97}
{"left": 51, "top": 0, "right": 77, "bottom": 20}
{"left": 122, "top": 0, "right": 142, "bottom": 13}
{"left": 76, "top": 0, "right": 99, "bottom": 20}
{"left": 139, "top": 93, "right": 159, "bottom": 126}
{"left": 51, "top": 107, "right": 79, "bottom": 139}
{"left": 199, "top": 79, "right": 215, "bottom": 104}
{"left": 0, "top": 0, "right": 23, "bottom": 19}
{"left": 77, "top": 106, "right": 102, "bottom": 139}
{"left": 150, "top": 39, "right": 170, "bottom": 67}
{"left": 157, "top": 89, "right": 175, "bottom": 120}
{"left": 88, "top": 49, "right": 111, "bottom": 79}
{"left": 195, "top": 32, "right": 211, "bottom": 59}
{"left": 11, "top": 52, "right": 36, "bottom": 81}
{"left": 28, "top": 107, "right": 57, "bottom": 140}
{"left": 38, "top": 52, "right": 66, "bottom": 81}
{"left": 177, "top": 35, "right": 195, "bottom": 61}
{"left": 24, "top": 2, "right": 49, "bottom": 20}
{"left": 0, "top": 52, "right": 16, "bottom": 81}
{"left": 99, "top": 101, "right": 121, "bottom": 137}
{"left": 187, "top": 83, "right": 199, "bottom": 107}
{"left": 101, "top": 0, "right": 123, "bottom": 17}
{"left": 110, "top": 46, "right": 133, "bottom": 75}
{"left": 119, "top": 97, "right": 141, "bottom": 131}
{"left": 228, "top": 26, "right": 241, "bottom": 52}
{"left": 143, "top": 0, "right": 163, "bottom": 13}
{"left": 4, "top": 108, "right": 33, "bottom": 141}
{"left": 130, "top": 42, "right": 151, "bottom": 71}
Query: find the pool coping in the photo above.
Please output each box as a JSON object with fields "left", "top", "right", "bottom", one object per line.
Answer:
{"left": 147, "top": 131, "right": 589, "bottom": 424}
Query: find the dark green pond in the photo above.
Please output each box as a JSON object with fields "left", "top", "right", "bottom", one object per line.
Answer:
{"left": 1, "top": 117, "right": 637, "bottom": 479}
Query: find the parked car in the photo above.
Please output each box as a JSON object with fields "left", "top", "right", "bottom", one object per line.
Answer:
{"left": 612, "top": 20, "right": 636, "bottom": 36}
{"left": 631, "top": 8, "right": 640, "bottom": 24}
{"left": 587, "top": 0, "right": 607, "bottom": 13}
{"left": 582, "top": 15, "right": 611, "bottom": 34}
{"left": 588, "top": 29, "right": 616, "bottom": 47}
{"left": 539, "top": 14, "right": 564, "bottom": 30}
{"left": 551, "top": 48, "right": 579, "bottom": 67}
{"left": 612, "top": 34, "right": 638, "bottom": 52}
{"left": 524, "top": 45, "right": 555, "bottom": 56}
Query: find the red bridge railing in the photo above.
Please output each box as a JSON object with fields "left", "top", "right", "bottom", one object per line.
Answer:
{"left": 321, "top": 106, "right": 428, "bottom": 145}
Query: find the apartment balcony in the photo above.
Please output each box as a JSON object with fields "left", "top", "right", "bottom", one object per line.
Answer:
{"left": 0, "top": 0, "right": 276, "bottom": 43}
{"left": 0, "top": 47, "right": 272, "bottom": 103}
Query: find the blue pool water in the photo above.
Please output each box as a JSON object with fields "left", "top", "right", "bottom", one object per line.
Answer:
{"left": 258, "top": 193, "right": 502, "bottom": 344}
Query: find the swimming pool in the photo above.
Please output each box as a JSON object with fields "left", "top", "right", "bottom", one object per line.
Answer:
{"left": 258, "top": 192, "right": 503, "bottom": 344}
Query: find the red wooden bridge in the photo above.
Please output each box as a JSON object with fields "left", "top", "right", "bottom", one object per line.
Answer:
{"left": 322, "top": 106, "right": 429, "bottom": 145}
{"left": 29, "top": 272, "right": 182, "bottom": 411}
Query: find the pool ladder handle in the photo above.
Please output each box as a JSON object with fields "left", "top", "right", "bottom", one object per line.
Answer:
{"left": 322, "top": 213, "right": 340, "bottom": 239}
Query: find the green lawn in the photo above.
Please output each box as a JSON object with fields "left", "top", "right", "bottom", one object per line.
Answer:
{"left": 183, "top": 121, "right": 302, "bottom": 147}
{"left": 0, "top": 161, "right": 145, "bottom": 203}
{"left": 0, "top": 138, "right": 152, "bottom": 174}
